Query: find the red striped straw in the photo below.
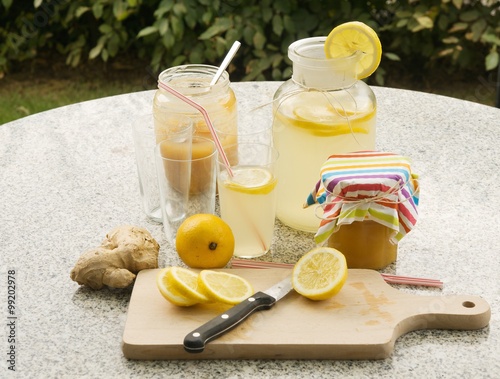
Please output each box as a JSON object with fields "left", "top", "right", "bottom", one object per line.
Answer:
{"left": 157, "top": 81, "right": 233, "bottom": 177}
{"left": 230, "top": 258, "right": 443, "bottom": 288}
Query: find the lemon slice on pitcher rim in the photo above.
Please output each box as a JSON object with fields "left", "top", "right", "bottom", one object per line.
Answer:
{"left": 198, "top": 270, "right": 254, "bottom": 305}
{"left": 292, "top": 247, "right": 348, "bottom": 301}
{"left": 324, "top": 21, "right": 382, "bottom": 79}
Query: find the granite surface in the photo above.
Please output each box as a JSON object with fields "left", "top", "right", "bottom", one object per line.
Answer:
{"left": 1, "top": 81, "right": 499, "bottom": 378}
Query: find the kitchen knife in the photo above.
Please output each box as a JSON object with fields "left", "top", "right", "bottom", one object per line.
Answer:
{"left": 183, "top": 275, "right": 293, "bottom": 353}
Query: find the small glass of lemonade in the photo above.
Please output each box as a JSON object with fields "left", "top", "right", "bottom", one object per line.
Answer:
{"left": 217, "top": 143, "right": 279, "bottom": 258}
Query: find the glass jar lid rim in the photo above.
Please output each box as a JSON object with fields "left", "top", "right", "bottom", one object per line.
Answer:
{"left": 158, "top": 64, "right": 230, "bottom": 87}
{"left": 288, "top": 37, "right": 362, "bottom": 66}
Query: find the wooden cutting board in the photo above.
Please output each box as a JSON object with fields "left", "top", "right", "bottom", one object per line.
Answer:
{"left": 122, "top": 268, "right": 490, "bottom": 360}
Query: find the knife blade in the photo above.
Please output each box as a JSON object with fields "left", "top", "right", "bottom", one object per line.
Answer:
{"left": 183, "top": 274, "right": 293, "bottom": 353}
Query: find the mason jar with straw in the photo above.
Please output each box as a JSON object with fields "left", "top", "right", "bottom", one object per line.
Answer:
{"left": 153, "top": 42, "right": 241, "bottom": 167}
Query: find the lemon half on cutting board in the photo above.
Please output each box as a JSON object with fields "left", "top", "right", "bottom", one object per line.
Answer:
{"left": 292, "top": 247, "right": 348, "bottom": 301}
{"left": 324, "top": 21, "right": 382, "bottom": 79}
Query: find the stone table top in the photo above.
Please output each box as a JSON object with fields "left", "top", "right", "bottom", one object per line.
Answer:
{"left": 1, "top": 81, "right": 499, "bottom": 378}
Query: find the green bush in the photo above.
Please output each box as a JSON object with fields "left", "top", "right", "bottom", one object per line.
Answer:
{"left": 376, "top": 0, "right": 500, "bottom": 83}
{"left": 1, "top": 0, "right": 498, "bottom": 83}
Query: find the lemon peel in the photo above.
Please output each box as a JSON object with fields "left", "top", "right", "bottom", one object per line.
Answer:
{"left": 175, "top": 214, "right": 235, "bottom": 269}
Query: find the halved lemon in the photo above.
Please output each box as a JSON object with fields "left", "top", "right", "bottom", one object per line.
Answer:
{"left": 166, "top": 267, "right": 211, "bottom": 304}
{"left": 156, "top": 268, "right": 199, "bottom": 307}
{"left": 221, "top": 166, "right": 277, "bottom": 195}
{"left": 324, "top": 21, "right": 382, "bottom": 79}
{"left": 292, "top": 247, "right": 348, "bottom": 301}
{"left": 198, "top": 270, "right": 254, "bottom": 305}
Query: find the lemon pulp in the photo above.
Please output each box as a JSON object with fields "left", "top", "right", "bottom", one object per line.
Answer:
{"left": 292, "top": 247, "right": 348, "bottom": 301}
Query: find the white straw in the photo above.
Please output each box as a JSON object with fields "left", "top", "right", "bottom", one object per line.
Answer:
{"left": 210, "top": 41, "right": 241, "bottom": 86}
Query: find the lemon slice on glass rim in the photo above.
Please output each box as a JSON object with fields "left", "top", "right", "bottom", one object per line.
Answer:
{"left": 324, "top": 21, "right": 382, "bottom": 79}
{"left": 222, "top": 166, "right": 277, "bottom": 195}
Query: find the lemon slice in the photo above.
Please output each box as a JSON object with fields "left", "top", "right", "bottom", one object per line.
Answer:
{"left": 198, "top": 270, "right": 254, "bottom": 305}
{"left": 292, "top": 247, "right": 348, "bottom": 301}
{"left": 222, "top": 167, "right": 277, "bottom": 195}
{"left": 156, "top": 268, "right": 199, "bottom": 307}
{"left": 324, "top": 21, "right": 382, "bottom": 79}
{"left": 294, "top": 104, "right": 356, "bottom": 121}
{"left": 166, "top": 267, "right": 211, "bottom": 304}
{"left": 293, "top": 106, "right": 369, "bottom": 135}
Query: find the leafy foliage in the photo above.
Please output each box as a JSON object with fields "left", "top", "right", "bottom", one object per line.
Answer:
{"left": 0, "top": 0, "right": 498, "bottom": 83}
{"left": 376, "top": 0, "right": 500, "bottom": 83}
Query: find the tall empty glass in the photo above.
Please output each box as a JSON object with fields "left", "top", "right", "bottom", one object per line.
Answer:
{"left": 132, "top": 113, "right": 192, "bottom": 222}
{"left": 155, "top": 136, "right": 217, "bottom": 244}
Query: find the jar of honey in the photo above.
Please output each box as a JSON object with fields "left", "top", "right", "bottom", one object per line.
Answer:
{"left": 304, "top": 151, "right": 420, "bottom": 269}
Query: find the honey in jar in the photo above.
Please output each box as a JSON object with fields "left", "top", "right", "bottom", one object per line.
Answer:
{"left": 327, "top": 220, "right": 398, "bottom": 269}
{"left": 304, "top": 151, "right": 420, "bottom": 269}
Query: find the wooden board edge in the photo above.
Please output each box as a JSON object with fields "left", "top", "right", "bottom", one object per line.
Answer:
{"left": 121, "top": 340, "right": 394, "bottom": 360}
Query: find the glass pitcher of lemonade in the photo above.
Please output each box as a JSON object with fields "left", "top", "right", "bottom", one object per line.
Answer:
{"left": 272, "top": 37, "right": 376, "bottom": 232}
{"left": 153, "top": 64, "right": 238, "bottom": 165}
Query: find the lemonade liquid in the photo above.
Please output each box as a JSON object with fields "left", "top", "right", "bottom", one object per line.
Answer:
{"left": 273, "top": 91, "right": 376, "bottom": 232}
{"left": 218, "top": 166, "right": 277, "bottom": 258}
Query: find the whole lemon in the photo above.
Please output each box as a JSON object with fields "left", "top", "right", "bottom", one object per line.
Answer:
{"left": 175, "top": 214, "right": 235, "bottom": 268}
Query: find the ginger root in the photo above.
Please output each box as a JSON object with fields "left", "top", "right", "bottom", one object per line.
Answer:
{"left": 70, "top": 225, "right": 160, "bottom": 290}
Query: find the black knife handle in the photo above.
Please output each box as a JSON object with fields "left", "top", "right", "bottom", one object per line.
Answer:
{"left": 183, "top": 291, "right": 276, "bottom": 353}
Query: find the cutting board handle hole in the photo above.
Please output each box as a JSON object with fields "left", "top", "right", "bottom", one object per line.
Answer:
{"left": 462, "top": 301, "right": 476, "bottom": 308}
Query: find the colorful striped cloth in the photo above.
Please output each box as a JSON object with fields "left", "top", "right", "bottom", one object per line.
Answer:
{"left": 304, "top": 151, "right": 420, "bottom": 244}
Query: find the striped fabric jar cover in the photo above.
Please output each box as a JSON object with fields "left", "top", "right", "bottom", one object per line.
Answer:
{"left": 304, "top": 151, "right": 420, "bottom": 244}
